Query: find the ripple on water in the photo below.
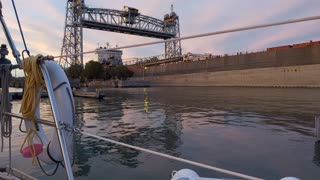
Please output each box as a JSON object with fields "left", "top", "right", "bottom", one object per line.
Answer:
{"left": 5, "top": 87, "right": 320, "bottom": 180}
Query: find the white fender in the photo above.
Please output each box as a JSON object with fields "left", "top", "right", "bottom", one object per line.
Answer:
{"left": 171, "top": 169, "right": 301, "bottom": 180}
{"left": 24, "top": 60, "right": 74, "bottom": 164}
{"left": 171, "top": 169, "right": 226, "bottom": 180}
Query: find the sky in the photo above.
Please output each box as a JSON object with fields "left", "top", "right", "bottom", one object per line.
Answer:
{"left": 0, "top": 0, "right": 320, "bottom": 76}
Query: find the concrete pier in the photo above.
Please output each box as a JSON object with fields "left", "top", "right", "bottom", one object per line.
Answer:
{"left": 87, "top": 80, "right": 150, "bottom": 88}
{"left": 3, "top": 92, "right": 48, "bottom": 100}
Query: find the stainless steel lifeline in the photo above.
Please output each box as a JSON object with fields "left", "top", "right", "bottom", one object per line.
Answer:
{"left": 5, "top": 112, "right": 55, "bottom": 127}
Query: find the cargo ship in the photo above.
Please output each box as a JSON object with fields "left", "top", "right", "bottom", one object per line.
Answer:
{"left": 130, "top": 41, "right": 320, "bottom": 88}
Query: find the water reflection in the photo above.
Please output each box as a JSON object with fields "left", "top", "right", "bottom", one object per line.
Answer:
{"left": 314, "top": 140, "right": 320, "bottom": 167}
{"left": 73, "top": 90, "right": 183, "bottom": 177}
{"left": 144, "top": 88, "right": 148, "bottom": 113}
{"left": 146, "top": 87, "right": 319, "bottom": 136}
{"left": 70, "top": 87, "right": 320, "bottom": 179}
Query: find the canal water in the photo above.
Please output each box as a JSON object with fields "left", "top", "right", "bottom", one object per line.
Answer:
{"left": 0, "top": 87, "right": 319, "bottom": 179}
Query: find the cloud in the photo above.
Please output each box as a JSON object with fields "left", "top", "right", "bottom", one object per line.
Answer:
{"left": 248, "top": 21, "right": 320, "bottom": 51}
{"left": 0, "top": 0, "right": 319, "bottom": 69}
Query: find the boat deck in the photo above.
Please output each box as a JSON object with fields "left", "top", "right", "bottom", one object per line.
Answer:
{"left": 0, "top": 167, "right": 36, "bottom": 180}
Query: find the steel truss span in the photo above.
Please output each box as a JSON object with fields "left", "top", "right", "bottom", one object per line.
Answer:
{"left": 60, "top": 0, "right": 181, "bottom": 67}
{"left": 82, "top": 8, "right": 175, "bottom": 39}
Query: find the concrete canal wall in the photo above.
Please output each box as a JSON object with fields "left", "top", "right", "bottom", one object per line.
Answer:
{"left": 131, "top": 45, "right": 320, "bottom": 87}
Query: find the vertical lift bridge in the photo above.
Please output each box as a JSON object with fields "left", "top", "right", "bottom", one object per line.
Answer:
{"left": 60, "top": 0, "right": 181, "bottom": 67}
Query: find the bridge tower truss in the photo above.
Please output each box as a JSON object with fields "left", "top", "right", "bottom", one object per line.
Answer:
{"left": 164, "top": 10, "right": 182, "bottom": 59}
{"left": 60, "top": 0, "right": 84, "bottom": 68}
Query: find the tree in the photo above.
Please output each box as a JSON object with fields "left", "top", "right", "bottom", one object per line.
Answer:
{"left": 111, "top": 65, "right": 134, "bottom": 80}
{"left": 103, "top": 68, "right": 112, "bottom": 80}
{"left": 66, "top": 64, "right": 84, "bottom": 79}
{"left": 84, "top": 61, "right": 104, "bottom": 80}
{"left": 117, "top": 65, "right": 134, "bottom": 80}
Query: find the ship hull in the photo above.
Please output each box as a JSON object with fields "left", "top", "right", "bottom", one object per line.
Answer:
{"left": 131, "top": 45, "right": 320, "bottom": 88}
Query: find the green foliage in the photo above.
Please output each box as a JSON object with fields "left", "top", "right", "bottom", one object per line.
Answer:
{"left": 79, "top": 61, "right": 134, "bottom": 81}
{"left": 103, "top": 69, "right": 112, "bottom": 80}
{"left": 84, "top": 60, "right": 104, "bottom": 80}
{"left": 104, "top": 65, "right": 134, "bottom": 80}
{"left": 66, "top": 64, "right": 84, "bottom": 79}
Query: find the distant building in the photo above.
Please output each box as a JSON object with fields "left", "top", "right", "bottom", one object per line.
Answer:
{"left": 95, "top": 47, "right": 123, "bottom": 66}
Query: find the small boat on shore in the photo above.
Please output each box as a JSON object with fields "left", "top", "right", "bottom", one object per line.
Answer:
{"left": 73, "top": 90, "right": 105, "bottom": 99}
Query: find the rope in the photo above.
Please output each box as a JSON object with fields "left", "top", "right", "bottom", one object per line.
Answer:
{"left": 0, "top": 64, "right": 12, "bottom": 171}
{"left": 20, "top": 54, "right": 44, "bottom": 164}
{"left": 0, "top": 65, "right": 12, "bottom": 152}
{"left": 19, "top": 118, "right": 27, "bottom": 133}
{"left": 36, "top": 157, "right": 60, "bottom": 176}
{"left": 54, "top": 15, "right": 320, "bottom": 59}
{"left": 20, "top": 55, "right": 44, "bottom": 118}
{"left": 79, "top": 131, "right": 263, "bottom": 180}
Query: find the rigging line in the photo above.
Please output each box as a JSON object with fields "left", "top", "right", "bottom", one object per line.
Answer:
{"left": 11, "top": 0, "right": 30, "bottom": 56}
{"left": 79, "top": 131, "right": 263, "bottom": 180}
{"left": 36, "top": 157, "right": 60, "bottom": 176}
{"left": 54, "top": 15, "right": 320, "bottom": 59}
{"left": 0, "top": 66, "right": 12, "bottom": 150}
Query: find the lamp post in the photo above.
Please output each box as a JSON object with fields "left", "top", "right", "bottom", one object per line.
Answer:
{"left": 143, "top": 66, "right": 147, "bottom": 80}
